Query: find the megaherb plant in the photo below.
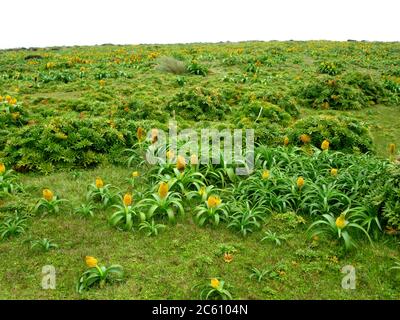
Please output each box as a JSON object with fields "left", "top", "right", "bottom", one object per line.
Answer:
{"left": 139, "top": 219, "right": 166, "bottom": 236}
{"left": 109, "top": 193, "right": 146, "bottom": 231}
{"left": 194, "top": 278, "right": 233, "bottom": 300}
{"left": 307, "top": 209, "right": 372, "bottom": 250}
{"left": 87, "top": 178, "right": 117, "bottom": 208}
{"left": 194, "top": 195, "right": 226, "bottom": 226}
{"left": 76, "top": 256, "right": 124, "bottom": 293}
{"left": 74, "top": 202, "right": 96, "bottom": 218}
{"left": 35, "top": 189, "right": 66, "bottom": 215}
{"left": 0, "top": 163, "right": 18, "bottom": 193}
{"left": 140, "top": 182, "right": 184, "bottom": 223}
{"left": 0, "top": 212, "right": 27, "bottom": 240}
{"left": 30, "top": 238, "right": 58, "bottom": 252}
{"left": 226, "top": 202, "right": 264, "bottom": 236}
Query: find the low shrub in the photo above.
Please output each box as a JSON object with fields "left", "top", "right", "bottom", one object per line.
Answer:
{"left": 285, "top": 114, "right": 373, "bottom": 153}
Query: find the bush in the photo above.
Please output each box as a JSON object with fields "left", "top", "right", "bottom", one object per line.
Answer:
{"left": 298, "top": 72, "right": 392, "bottom": 110}
{"left": 1, "top": 117, "right": 138, "bottom": 173}
{"left": 155, "top": 56, "right": 186, "bottom": 75}
{"left": 286, "top": 115, "right": 373, "bottom": 153}
{"left": 167, "top": 88, "right": 228, "bottom": 121}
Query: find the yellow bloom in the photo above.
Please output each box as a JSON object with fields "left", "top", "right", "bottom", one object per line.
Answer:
{"left": 262, "top": 170, "right": 270, "bottom": 180}
{"left": 95, "top": 177, "right": 104, "bottom": 189}
{"left": 389, "top": 143, "right": 396, "bottom": 155}
{"left": 297, "top": 177, "right": 305, "bottom": 189}
{"left": 330, "top": 168, "right": 338, "bottom": 176}
{"left": 99, "top": 79, "right": 106, "bottom": 86}
{"left": 123, "top": 193, "right": 133, "bottom": 206}
{"left": 300, "top": 134, "right": 311, "bottom": 144}
{"left": 190, "top": 154, "right": 199, "bottom": 165}
{"left": 284, "top": 136, "right": 289, "bottom": 146}
{"left": 158, "top": 182, "right": 168, "bottom": 198}
{"left": 10, "top": 98, "right": 17, "bottom": 105}
{"left": 42, "top": 189, "right": 54, "bottom": 201}
{"left": 199, "top": 186, "right": 206, "bottom": 196}
{"left": 321, "top": 140, "right": 330, "bottom": 151}
{"left": 166, "top": 150, "right": 175, "bottom": 160}
{"left": 132, "top": 171, "right": 139, "bottom": 177}
{"left": 85, "top": 256, "right": 98, "bottom": 268}
{"left": 0, "top": 163, "right": 5, "bottom": 174}
{"left": 210, "top": 278, "right": 220, "bottom": 289}
{"left": 136, "top": 127, "right": 144, "bottom": 142}
{"left": 151, "top": 129, "right": 158, "bottom": 144}
{"left": 207, "top": 195, "right": 221, "bottom": 208}
{"left": 335, "top": 213, "right": 347, "bottom": 229}
{"left": 5, "top": 95, "right": 11, "bottom": 102}
{"left": 223, "top": 253, "right": 233, "bottom": 263}
{"left": 176, "top": 155, "right": 186, "bottom": 171}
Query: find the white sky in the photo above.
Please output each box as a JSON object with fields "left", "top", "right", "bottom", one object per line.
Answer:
{"left": 1, "top": 0, "right": 399, "bottom": 49}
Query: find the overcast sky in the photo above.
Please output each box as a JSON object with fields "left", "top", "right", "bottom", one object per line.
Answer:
{"left": 1, "top": 0, "right": 399, "bottom": 49}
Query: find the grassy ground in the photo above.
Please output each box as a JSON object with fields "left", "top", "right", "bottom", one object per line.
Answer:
{"left": 1, "top": 164, "right": 399, "bottom": 300}
{"left": 0, "top": 41, "right": 400, "bottom": 299}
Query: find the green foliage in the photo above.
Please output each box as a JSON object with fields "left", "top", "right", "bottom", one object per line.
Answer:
{"left": 76, "top": 264, "right": 124, "bottom": 293}
{"left": 74, "top": 202, "right": 96, "bottom": 218}
{"left": 286, "top": 114, "right": 373, "bottom": 153}
{"left": 138, "top": 219, "right": 166, "bottom": 236}
{"left": 307, "top": 209, "right": 371, "bottom": 250}
{"left": 0, "top": 212, "right": 27, "bottom": 240}
{"left": 2, "top": 117, "right": 136, "bottom": 173}
{"left": 30, "top": 238, "right": 58, "bottom": 251}
{"left": 167, "top": 88, "right": 228, "bottom": 121}
{"left": 261, "top": 230, "right": 288, "bottom": 246}
{"left": 318, "top": 61, "right": 341, "bottom": 75}
{"left": 109, "top": 200, "right": 146, "bottom": 231}
{"left": 194, "top": 278, "right": 233, "bottom": 300}
{"left": 187, "top": 60, "right": 208, "bottom": 76}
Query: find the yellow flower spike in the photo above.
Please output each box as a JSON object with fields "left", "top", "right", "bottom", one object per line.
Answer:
{"left": 85, "top": 256, "right": 98, "bottom": 268}
{"left": 5, "top": 95, "right": 11, "bottom": 102}
{"left": 0, "top": 163, "right": 5, "bottom": 174}
{"left": 300, "top": 134, "right": 311, "bottom": 144}
{"left": 297, "top": 177, "right": 305, "bottom": 190}
{"left": 136, "top": 127, "right": 144, "bottom": 142}
{"left": 42, "top": 189, "right": 54, "bottom": 201}
{"left": 123, "top": 193, "right": 133, "bottom": 206}
{"left": 10, "top": 98, "right": 17, "bottom": 105}
{"left": 223, "top": 253, "right": 233, "bottom": 263}
{"left": 151, "top": 129, "right": 159, "bottom": 144}
{"left": 330, "top": 168, "right": 338, "bottom": 176}
{"left": 158, "top": 182, "right": 169, "bottom": 199}
{"left": 321, "top": 140, "right": 330, "bottom": 151}
{"left": 176, "top": 155, "right": 186, "bottom": 171}
{"left": 95, "top": 177, "right": 104, "bottom": 189}
{"left": 132, "top": 171, "right": 139, "bottom": 177}
{"left": 207, "top": 195, "right": 221, "bottom": 209}
{"left": 166, "top": 150, "right": 175, "bottom": 160}
{"left": 283, "top": 136, "right": 289, "bottom": 146}
{"left": 335, "top": 213, "right": 347, "bottom": 229}
{"left": 210, "top": 278, "right": 220, "bottom": 289}
{"left": 199, "top": 186, "right": 206, "bottom": 196}
{"left": 262, "top": 170, "right": 270, "bottom": 180}
{"left": 389, "top": 143, "right": 396, "bottom": 155}
{"left": 190, "top": 154, "right": 199, "bottom": 165}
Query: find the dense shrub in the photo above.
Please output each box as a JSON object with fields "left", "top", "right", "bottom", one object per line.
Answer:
{"left": 0, "top": 117, "right": 139, "bottom": 173}
{"left": 167, "top": 88, "right": 228, "bottom": 121}
{"left": 286, "top": 114, "right": 373, "bottom": 153}
{"left": 298, "top": 72, "right": 392, "bottom": 110}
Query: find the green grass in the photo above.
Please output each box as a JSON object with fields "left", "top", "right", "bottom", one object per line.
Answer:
{"left": 1, "top": 41, "right": 400, "bottom": 299}
{"left": 0, "top": 166, "right": 399, "bottom": 299}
